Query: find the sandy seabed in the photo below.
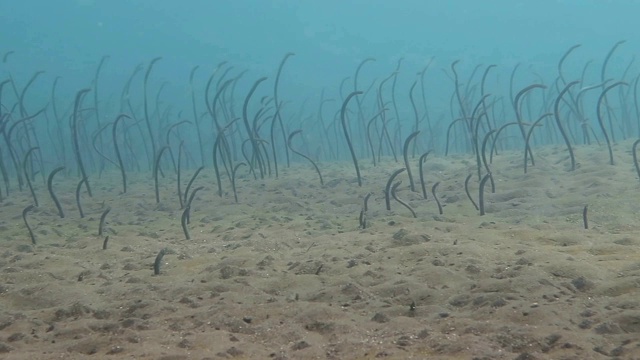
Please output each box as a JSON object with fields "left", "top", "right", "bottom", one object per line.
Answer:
{"left": 1, "top": 142, "right": 640, "bottom": 360}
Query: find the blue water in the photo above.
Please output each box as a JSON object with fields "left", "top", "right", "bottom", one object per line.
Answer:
{"left": 1, "top": 0, "right": 639, "bottom": 184}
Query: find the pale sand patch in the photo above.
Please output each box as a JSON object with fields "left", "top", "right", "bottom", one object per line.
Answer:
{"left": 0, "top": 142, "right": 639, "bottom": 359}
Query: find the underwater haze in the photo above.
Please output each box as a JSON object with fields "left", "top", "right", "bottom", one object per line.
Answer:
{"left": 2, "top": 0, "right": 640, "bottom": 359}
{"left": 2, "top": 0, "right": 640, "bottom": 158}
